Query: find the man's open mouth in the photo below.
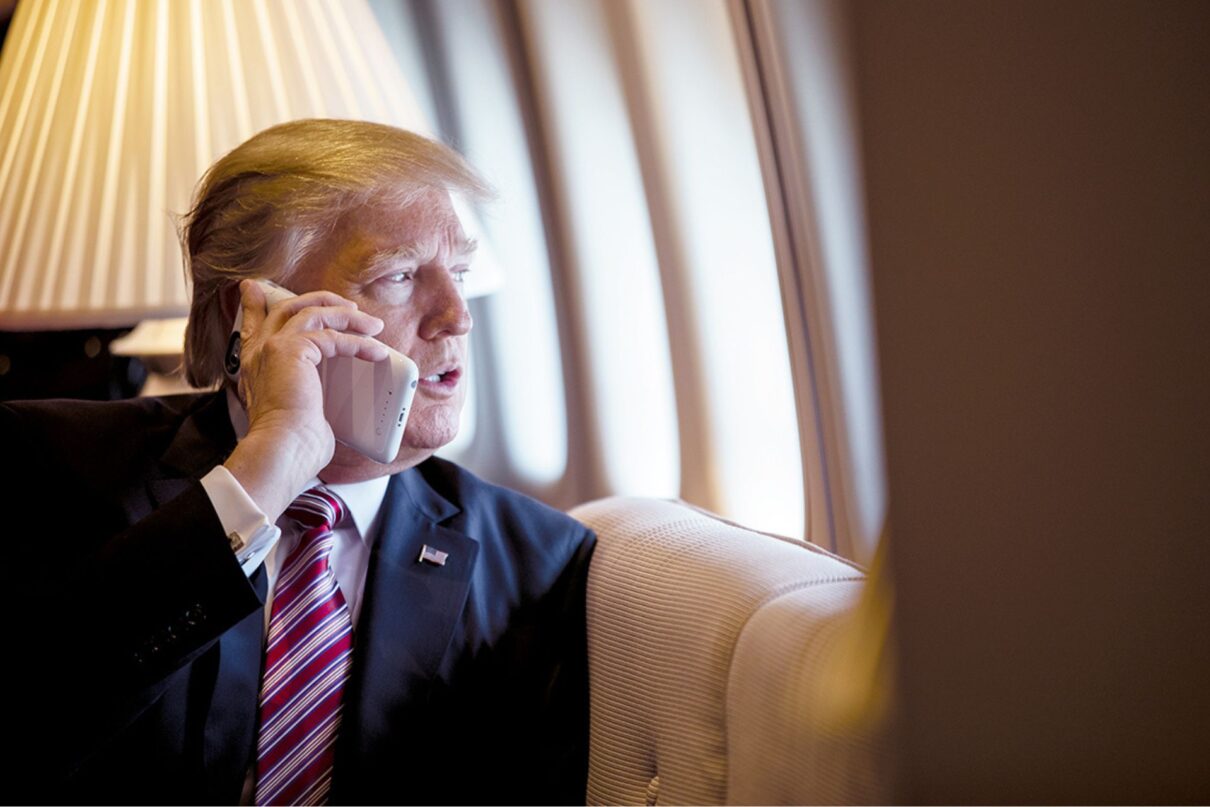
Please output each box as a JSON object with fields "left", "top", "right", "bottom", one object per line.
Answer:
{"left": 420, "top": 367, "right": 461, "bottom": 387}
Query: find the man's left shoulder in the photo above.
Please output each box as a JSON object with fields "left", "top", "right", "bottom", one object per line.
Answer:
{"left": 416, "top": 456, "right": 595, "bottom": 555}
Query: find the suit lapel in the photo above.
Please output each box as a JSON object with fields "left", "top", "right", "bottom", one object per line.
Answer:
{"left": 335, "top": 466, "right": 479, "bottom": 790}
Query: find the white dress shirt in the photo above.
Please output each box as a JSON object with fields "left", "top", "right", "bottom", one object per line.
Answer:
{"left": 198, "top": 390, "right": 389, "bottom": 627}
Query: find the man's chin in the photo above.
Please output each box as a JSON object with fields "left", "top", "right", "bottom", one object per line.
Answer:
{"left": 400, "top": 427, "right": 459, "bottom": 454}
{"left": 399, "top": 409, "right": 460, "bottom": 453}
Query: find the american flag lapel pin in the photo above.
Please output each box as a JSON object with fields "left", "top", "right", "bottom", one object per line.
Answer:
{"left": 418, "top": 544, "right": 449, "bottom": 567}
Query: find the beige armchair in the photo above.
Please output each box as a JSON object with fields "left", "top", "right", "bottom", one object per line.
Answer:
{"left": 570, "top": 497, "right": 891, "bottom": 805}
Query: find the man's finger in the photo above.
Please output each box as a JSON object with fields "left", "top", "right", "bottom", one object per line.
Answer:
{"left": 306, "top": 330, "right": 392, "bottom": 364}
{"left": 238, "top": 278, "right": 269, "bottom": 337}
{"left": 278, "top": 305, "right": 385, "bottom": 338}
{"left": 262, "top": 289, "right": 360, "bottom": 329}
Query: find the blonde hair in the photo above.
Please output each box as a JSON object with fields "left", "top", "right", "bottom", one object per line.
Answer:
{"left": 180, "top": 118, "right": 490, "bottom": 388}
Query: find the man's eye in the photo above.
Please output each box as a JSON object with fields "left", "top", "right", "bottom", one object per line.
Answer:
{"left": 387, "top": 271, "right": 413, "bottom": 283}
{"left": 453, "top": 268, "right": 471, "bottom": 284}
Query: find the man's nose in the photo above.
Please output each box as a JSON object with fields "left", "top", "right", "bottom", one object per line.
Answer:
{"left": 418, "top": 271, "right": 473, "bottom": 340}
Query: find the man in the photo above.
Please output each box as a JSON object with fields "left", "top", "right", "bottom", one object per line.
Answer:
{"left": 5, "top": 119, "right": 595, "bottom": 805}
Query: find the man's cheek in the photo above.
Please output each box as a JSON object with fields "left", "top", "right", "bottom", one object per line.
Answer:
{"left": 378, "top": 320, "right": 414, "bottom": 354}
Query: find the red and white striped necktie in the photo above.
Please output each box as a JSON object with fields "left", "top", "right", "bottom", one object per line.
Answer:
{"left": 254, "top": 487, "right": 353, "bottom": 806}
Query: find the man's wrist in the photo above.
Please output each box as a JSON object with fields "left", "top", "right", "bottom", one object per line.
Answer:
{"left": 223, "top": 430, "right": 319, "bottom": 522}
{"left": 199, "top": 465, "right": 281, "bottom": 574}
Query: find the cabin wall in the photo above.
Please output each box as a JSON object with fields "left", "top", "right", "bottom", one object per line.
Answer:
{"left": 852, "top": 1, "right": 1209, "bottom": 801}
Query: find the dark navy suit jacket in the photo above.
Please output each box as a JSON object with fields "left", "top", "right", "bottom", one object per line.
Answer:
{"left": 4, "top": 392, "right": 594, "bottom": 805}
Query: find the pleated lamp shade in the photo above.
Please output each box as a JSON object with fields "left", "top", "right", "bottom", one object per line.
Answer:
{"left": 0, "top": 0, "right": 500, "bottom": 331}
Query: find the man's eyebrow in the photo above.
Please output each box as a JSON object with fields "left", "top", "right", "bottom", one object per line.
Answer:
{"left": 363, "top": 237, "right": 479, "bottom": 271}
{"left": 365, "top": 244, "right": 428, "bottom": 270}
{"left": 458, "top": 236, "right": 479, "bottom": 257}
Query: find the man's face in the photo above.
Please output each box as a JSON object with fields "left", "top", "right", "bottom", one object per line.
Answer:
{"left": 288, "top": 188, "right": 474, "bottom": 468}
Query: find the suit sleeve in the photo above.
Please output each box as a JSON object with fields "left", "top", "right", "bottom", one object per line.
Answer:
{"left": 3, "top": 402, "right": 264, "bottom": 786}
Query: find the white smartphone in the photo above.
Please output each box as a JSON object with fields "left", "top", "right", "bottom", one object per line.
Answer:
{"left": 227, "top": 279, "right": 420, "bottom": 463}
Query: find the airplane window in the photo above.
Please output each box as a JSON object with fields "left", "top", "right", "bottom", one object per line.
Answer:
{"left": 621, "top": 0, "right": 805, "bottom": 538}
{"left": 520, "top": 0, "right": 681, "bottom": 498}
{"left": 778, "top": 0, "right": 885, "bottom": 558}
{"left": 743, "top": 0, "right": 887, "bottom": 558}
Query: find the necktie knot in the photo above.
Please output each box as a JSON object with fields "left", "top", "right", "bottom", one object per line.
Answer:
{"left": 284, "top": 485, "right": 346, "bottom": 533}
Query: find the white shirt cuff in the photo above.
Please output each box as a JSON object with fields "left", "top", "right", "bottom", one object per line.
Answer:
{"left": 200, "top": 465, "right": 281, "bottom": 576}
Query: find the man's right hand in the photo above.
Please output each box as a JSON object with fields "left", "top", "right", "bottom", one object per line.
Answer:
{"left": 223, "top": 279, "right": 388, "bottom": 522}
